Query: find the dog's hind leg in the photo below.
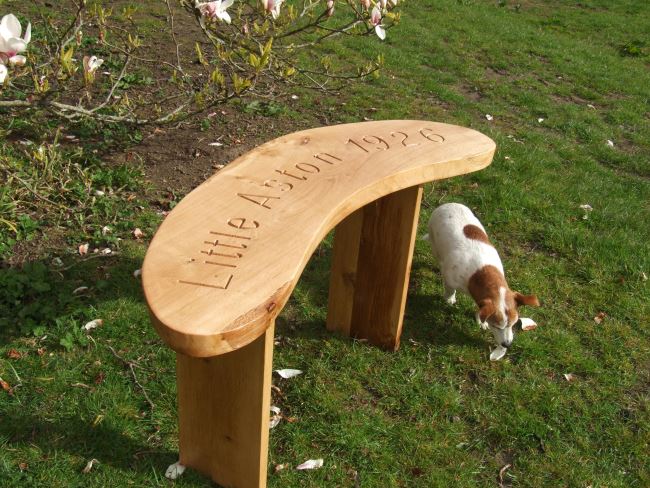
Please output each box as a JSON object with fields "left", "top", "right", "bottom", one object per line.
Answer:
{"left": 443, "top": 283, "right": 457, "bottom": 305}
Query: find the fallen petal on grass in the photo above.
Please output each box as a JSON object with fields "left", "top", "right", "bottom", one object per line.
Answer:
{"left": 73, "top": 286, "right": 89, "bottom": 295}
{"left": 490, "top": 346, "right": 507, "bottom": 361}
{"left": 133, "top": 228, "right": 144, "bottom": 239}
{"left": 520, "top": 317, "right": 538, "bottom": 331}
{"left": 275, "top": 369, "right": 302, "bottom": 379}
{"left": 564, "top": 373, "right": 578, "bottom": 382}
{"left": 208, "top": 142, "right": 223, "bottom": 147}
{"left": 296, "top": 459, "right": 324, "bottom": 470}
{"left": 593, "top": 312, "right": 606, "bottom": 324}
{"left": 82, "top": 459, "right": 99, "bottom": 474}
{"left": 165, "top": 461, "right": 186, "bottom": 480}
{"left": 606, "top": 139, "right": 614, "bottom": 147}
{"left": 78, "top": 243, "right": 89, "bottom": 255}
{"left": 82, "top": 319, "right": 104, "bottom": 331}
{"left": 133, "top": 269, "right": 142, "bottom": 278}
{"left": 485, "top": 114, "right": 493, "bottom": 121}
{"left": 275, "top": 463, "right": 289, "bottom": 472}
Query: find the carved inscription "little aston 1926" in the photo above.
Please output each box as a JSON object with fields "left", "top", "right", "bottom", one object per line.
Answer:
{"left": 179, "top": 127, "right": 446, "bottom": 291}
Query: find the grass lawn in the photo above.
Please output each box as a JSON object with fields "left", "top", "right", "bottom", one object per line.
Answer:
{"left": 1, "top": 0, "right": 649, "bottom": 486}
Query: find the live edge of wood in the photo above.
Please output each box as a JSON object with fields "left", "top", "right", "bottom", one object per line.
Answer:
{"left": 142, "top": 120, "right": 495, "bottom": 358}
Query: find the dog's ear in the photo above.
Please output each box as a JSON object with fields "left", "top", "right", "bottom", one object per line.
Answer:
{"left": 515, "top": 293, "right": 540, "bottom": 307}
{"left": 478, "top": 300, "right": 496, "bottom": 322}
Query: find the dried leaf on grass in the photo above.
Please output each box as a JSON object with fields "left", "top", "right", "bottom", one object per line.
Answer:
{"left": 498, "top": 463, "right": 511, "bottom": 487}
{"left": 7, "top": 349, "right": 22, "bottom": 360}
{"left": 274, "top": 463, "right": 289, "bottom": 472}
{"left": 275, "top": 369, "right": 302, "bottom": 379}
{"left": 82, "top": 459, "right": 99, "bottom": 474}
{"left": 296, "top": 459, "right": 324, "bottom": 470}
{"left": 1, "top": 377, "right": 13, "bottom": 395}
{"left": 593, "top": 312, "right": 606, "bottom": 324}
{"left": 73, "top": 286, "right": 89, "bottom": 295}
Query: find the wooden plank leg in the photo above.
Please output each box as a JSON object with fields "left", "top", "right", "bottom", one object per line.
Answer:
{"left": 176, "top": 323, "right": 275, "bottom": 488}
{"left": 327, "top": 185, "right": 423, "bottom": 351}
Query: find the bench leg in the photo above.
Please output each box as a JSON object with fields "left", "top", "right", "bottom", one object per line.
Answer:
{"left": 327, "top": 185, "right": 423, "bottom": 351}
{"left": 176, "top": 323, "right": 275, "bottom": 488}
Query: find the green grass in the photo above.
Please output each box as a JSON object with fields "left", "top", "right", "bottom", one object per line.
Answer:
{"left": 1, "top": 0, "right": 649, "bottom": 486}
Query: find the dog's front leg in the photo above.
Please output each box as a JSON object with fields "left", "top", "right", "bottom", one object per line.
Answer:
{"left": 475, "top": 311, "right": 489, "bottom": 330}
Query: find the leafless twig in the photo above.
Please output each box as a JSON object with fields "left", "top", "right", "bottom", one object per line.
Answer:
{"left": 107, "top": 345, "right": 155, "bottom": 412}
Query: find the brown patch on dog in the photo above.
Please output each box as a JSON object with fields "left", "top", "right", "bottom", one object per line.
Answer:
{"left": 463, "top": 224, "right": 491, "bottom": 245}
{"left": 469, "top": 265, "right": 514, "bottom": 325}
{"left": 468, "top": 265, "right": 506, "bottom": 304}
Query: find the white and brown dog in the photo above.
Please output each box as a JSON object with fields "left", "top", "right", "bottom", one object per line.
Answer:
{"left": 424, "top": 203, "right": 539, "bottom": 359}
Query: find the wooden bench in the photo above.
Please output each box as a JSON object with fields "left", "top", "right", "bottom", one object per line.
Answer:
{"left": 142, "top": 120, "right": 495, "bottom": 487}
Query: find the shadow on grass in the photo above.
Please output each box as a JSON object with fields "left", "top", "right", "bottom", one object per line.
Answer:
{"left": 281, "top": 250, "right": 486, "bottom": 351}
{"left": 0, "top": 412, "right": 177, "bottom": 475}
{"left": 0, "top": 251, "right": 144, "bottom": 344}
{"left": 404, "top": 292, "right": 486, "bottom": 350}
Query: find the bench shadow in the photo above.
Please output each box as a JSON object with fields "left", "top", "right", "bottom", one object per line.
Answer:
{"left": 0, "top": 252, "right": 202, "bottom": 481}
{"left": 0, "top": 412, "right": 179, "bottom": 477}
{"left": 281, "top": 250, "right": 486, "bottom": 351}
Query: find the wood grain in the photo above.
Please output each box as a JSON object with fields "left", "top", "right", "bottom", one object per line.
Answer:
{"left": 326, "top": 208, "right": 364, "bottom": 336}
{"left": 176, "top": 323, "right": 274, "bottom": 488}
{"left": 143, "top": 120, "right": 495, "bottom": 357}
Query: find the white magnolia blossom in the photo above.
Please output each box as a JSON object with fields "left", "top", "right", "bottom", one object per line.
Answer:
{"left": 327, "top": 0, "right": 335, "bottom": 17}
{"left": 370, "top": 5, "right": 385, "bottom": 40}
{"left": 83, "top": 55, "right": 104, "bottom": 74}
{"left": 197, "top": 0, "right": 234, "bottom": 24}
{"left": 0, "top": 63, "right": 7, "bottom": 83}
{"left": 361, "top": 0, "right": 371, "bottom": 10}
{"left": 261, "top": 0, "right": 284, "bottom": 19}
{"left": 0, "top": 13, "right": 31, "bottom": 66}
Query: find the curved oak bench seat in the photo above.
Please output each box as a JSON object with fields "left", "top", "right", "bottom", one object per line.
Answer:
{"left": 142, "top": 120, "right": 494, "bottom": 488}
{"left": 143, "top": 120, "right": 495, "bottom": 358}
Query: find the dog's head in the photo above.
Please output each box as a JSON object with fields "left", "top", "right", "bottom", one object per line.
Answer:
{"left": 478, "top": 288, "right": 540, "bottom": 348}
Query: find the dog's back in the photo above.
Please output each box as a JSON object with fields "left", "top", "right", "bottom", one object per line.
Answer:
{"left": 426, "top": 203, "right": 503, "bottom": 293}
